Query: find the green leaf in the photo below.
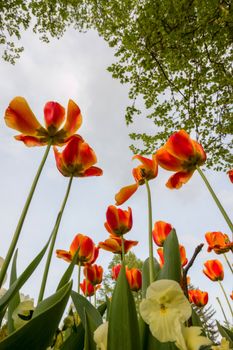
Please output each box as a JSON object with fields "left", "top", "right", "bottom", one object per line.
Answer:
{"left": 60, "top": 324, "right": 85, "bottom": 350}
{"left": 84, "top": 308, "right": 97, "bottom": 350}
{"left": 98, "top": 301, "right": 107, "bottom": 318}
{"left": 56, "top": 248, "right": 79, "bottom": 291}
{"left": 0, "top": 281, "right": 72, "bottom": 350}
{"left": 158, "top": 229, "right": 181, "bottom": 283}
{"left": 142, "top": 257, "right": 160, "bottom": 298}
{"left": 108, "top": 265, "right": 140, "bottom": 350}
{"left": 7, "top": 250, "right": 20, "bottom": 334}
{"left": 217, "top": 321, "right": 233, "bottom": 347}
{"left": 191, "top": 308, "right": 203, "bottom": 328}
{"left": 0, "top": 236, "right": 51, "bottom": 314}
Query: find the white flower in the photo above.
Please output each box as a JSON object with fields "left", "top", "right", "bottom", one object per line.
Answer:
{"left": 12, "top": 299, "right": 35, "bottom": 329}
{"left": 176, "top": 326, "right": 212, "bottom": 350}
{"left": 212, "top": 338, "right": 230, "bottom": 350}
{"left": 140, "top": 279, "right": 191, "bottom": 343}
{"left": 93, "top": 322, "right": 108, "bottom": 350}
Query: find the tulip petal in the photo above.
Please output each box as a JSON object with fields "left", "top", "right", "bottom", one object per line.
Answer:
{"left": 133, "top": 155, "right": 154, "bottom": 170}
{"left": 165, "top": 130, "right": 195, "bottom": 160}
{"left": 44, "top": 102, "right": 65, "bottom": 130}
{"left": 56, "top": 249, "right": 72, "bottom": 263}
{"left": 115, "top": 183, "right": 139, "bottom": 205}
{"left": 156, "top": 148, "right": 183, "bottom": 171}
{"left": 166, "top": 171, "right": 194, "bottom": 189}
{"left": 62, "top": 99, "right": 82, "bottom": 137}
{"left": 5, "top": 97, "right": 42, "bottom": 135}
{"left": 192, "top": 140, "right": 207, "bottom": 165}
{"left": 82, "top": 166, "right": 103, "bottom": 177}
{"left": 15, "top": 135, "right": 47, "bottom": 147}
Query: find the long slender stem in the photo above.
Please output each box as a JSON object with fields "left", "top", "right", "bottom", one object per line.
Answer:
{"left": 196, "top": 166, "right": 233, "bottom": 233}
{"left": 218, "top": 281, "right": 233, "bottom": 317}
{"left": 223, "top": 253, "right": 233, "bottom": 274}
{"left": 0, "top": 142, "right": 51, "bottom": 287}
{"left": 94, "top": 286, "right": 96, "bottom": 308}
{"left": 78, "top": 261, "right": 81, "bottom": 294}
{"left": 121, "top": 236, "right": 125, "bottom": 264}
{"left": 37, "top": 176, "right": 73, "bottom": 303}
{"left": 145, "top": 180, "right": 154, "bottom": 284}
{"left": 216, "top": 297, "right": 230, "bottom": 327}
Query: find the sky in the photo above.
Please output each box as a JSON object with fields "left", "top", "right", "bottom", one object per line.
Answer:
{"left": 0, "top": 27, "right": 232, "bottom": 323}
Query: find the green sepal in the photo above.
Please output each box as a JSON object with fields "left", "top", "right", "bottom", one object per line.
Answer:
{"left": 107, "top": 264, "right": 140, "bottom": 350}
{"left": 0, "top": 281, "right": 72, "bottom": 350}
{"left": 7, "top": 250, "right": 20, "bottom": 334}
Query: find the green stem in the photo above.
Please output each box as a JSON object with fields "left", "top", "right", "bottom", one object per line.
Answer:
{"left": 0, "top": 142, "right": 51, "bottom": 287}
{"left": 216, "top": 297, "right": 230, "bottom": 327}
{"left": 223, "top": 253, "right": 233, "bottom": 274}
{"left": 37, "top": 176, "right": 73, "bottom": 303}
{"left": 145, "top": 180, "right": 154, "bottom": 284}
{"left": 196, "top": 166, "right": 233, "bottom": 233}
{"left": 121, "top": 235, "right": 125, "bottom": 264}
{"left": 78, "top": 261, "right": 81, "bottom": 294}
{"left": 94, "top": 287, "right": 96, "bottom": 308}
{"left": 218, "top": 281, "right": 233, "bottom": 317}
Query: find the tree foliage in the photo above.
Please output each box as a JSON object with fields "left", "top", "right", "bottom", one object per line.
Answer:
{"left": 1, "top": 0, "right": 232, "bottom": 170}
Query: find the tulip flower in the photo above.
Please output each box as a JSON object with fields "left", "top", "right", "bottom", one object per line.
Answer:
{"left": 152, "top": 220, "right": 173, "bottom": 246}
{"left": 54, "top": 134, "right": 103, "bottom": 177}
{"left": 5, "top": 97, "right": 82, "bottom": 146}
{"left": 230, "top": 292, "right": 233, "bottom": 301}
{"left": 88, "top": 246, "right": 99, "bottom": 265}
{"left": 227, "top": 170, "right": 233, "bottom": 183}
{"left": 98, "top": 235, "right": 138, "bottom": 254}
{"left": 112, "top": 264, "right": 122, "bottom": 280}
{"left": 104, "top": 205, "right": 133, "bottom": 236}
{"left": 188, "top": 289, "right": 208, "bottom": 307}
{"left": 80, "top": 278, "right": 96, "bottom": 297}
{"left": 157, "top": 245, "right": 188, "bottom": 267}
{"left": 84, "top": 264, "right": 103, "bottom": 285}
{"left": 56, "top": 233, "right": 95, "bottom": 266}
{"left": 156, "top": 130, "right": 206, "bottom": 189}
{"left": 203, "top": 260, "right": 224, "bottom": 281}
{"left": 205, "top": 231, "right": 233, "bottom": 254}
{"left": 115, "top": 154, "right": 158, "bottom": 205}
{"left": 126, "top": 267, "right": 142, "bottom": 292}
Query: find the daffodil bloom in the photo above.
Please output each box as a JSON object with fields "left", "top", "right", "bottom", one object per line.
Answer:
{"left": 156, "top": 130, "right": 206, "bottom": 189}
{"left": 175, "top": 326, "right": 212, "bottom": 350}
{"left": 140, "top": 279, "right": 191, "bottom": 343}
{"left": 212, "top": 338, "right": 230, "bottom": 350}
{"left": 5, "top": 97, "right": 82, "bottom": 146}
{"left": 94, "top": 322, "right": 108, "bottom": 350}
{"left": 12, "top": 298, "right": 35, "bottom": 329}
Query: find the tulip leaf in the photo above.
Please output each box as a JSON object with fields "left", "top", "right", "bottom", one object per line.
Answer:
{"left": 142, "top": 257, "right": 160, "bottom": 298}
{"left": 191, "top": 308, "right": 203, "bottom": 328}
{"left": 217, "top": 321, "right": 233, "bottom": 347}
{"left": 7, "top": 250, "right": 20, "bottom": 334}
{"left": 56, "top": 248, "right": 79, "bottom": 291}
{"left": 0, "top": 236, "right": 51, "bottom": 314}
{"left": 60, "top": 324, "right": 85, "bottom": 350}
{"left": 108, "top": 265, "right": 140, "bottom": 350}
{"left": 84, "top": 308, "right": 97, "bottom": 350}
{"left": 0, "top": 281, "right": 72, "bottom": 350}
{"left": 98, "top": 301, "right": 107, "bottom": 318}
{"left": 158, "top": 229, "right": 181, "bottom": 283}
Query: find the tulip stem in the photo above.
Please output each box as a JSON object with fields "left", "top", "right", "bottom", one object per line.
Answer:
{"left": 216, "top": 297, "right": 230, "bottom": 327}
{"left": 218, "top": 281, "right": 233, "bottom": 317}
{"left": 38, "top": 176, "right": 73, "bottom": 303}
{"left": 196, "top": 166, "right": 233, "bottom": 233}
{"left": 121, "top": 236, "right": 125, "bottom": 264}
{"left": 94, "top": 287, "right": 96, "bottom": 308}
{"left": 223, "top": 253, "right": 233, "bottom": 274}
{"left": 0, "top": 142, "right": 51, "bottom": 288}
{"left": 78, "top": 261, "right": 81, "bottom": 294}
{"left": 145, "top": 180, "right": 155, "bottom": 285}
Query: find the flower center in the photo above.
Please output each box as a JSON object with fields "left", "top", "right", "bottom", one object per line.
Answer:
{"left": 160, "top": 303, "right": 167, "bottom": 313}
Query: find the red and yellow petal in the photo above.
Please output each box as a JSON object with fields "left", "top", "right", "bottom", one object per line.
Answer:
{"left": 82, "top": 166, "right": 103, "bottom": 177}
{"left": 78, "top": 142, "right": 97, "bottom": 170}
{"left": 166, "top": 170, "right": 194, "bottom": 189}
{"left": 62, "top": 99, "right": 83, "bottom": 137}
{"left": 123, "top": 239, "right": 138, "bottom": 253}
{"left": 56, "top": 249, "right": 72, "bottom": 263}
{"left": 44, "top": 101, "right": 65, "bottom": 130}
{"left": 15, "top": 135, "right": 47, "bottom": 147}
{"left": 5, "top": 97, "right": 42, "bottom": 135}
{"left": 62, "top": 135, "right": 84, "bottom": 167}
{"left": 165, "top": 130, "right": 195, "bottom": 160}
{"left": 156, "top": 148, "right": 183, "bottom": 171}
{"left": 192, "top": 140, "right": 207, "bottom": 165}
{"left": 115, "top": 183, "right": 139, "bottom": 206}
{"left": 227, "top": 169, "right": 233, "bottom": 183}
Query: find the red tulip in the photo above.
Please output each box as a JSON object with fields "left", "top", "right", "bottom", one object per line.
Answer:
{"left": 84, "top": 264, "right": 103, "bottom": 285}
{"left": 157, "top": 244, "right": 188, "bottom": 267}
{"left": 56, "top": 233, "right": 95, "bottom": 266}
{"left": 227, "top": 169, "right": 233, "bottom": 183}
{"left": 5, "top": 97, "right": 82, "bottom": 146}
{"left": 112, "top": 264, "right": 122, "bottom": 280}
{"left": 203, "top": 260, "right": 224, "bottom": 281}
{"left": 152, "top": 221, "right": 173, "bottom": 246}
{"left": 126, "top": 267, "right": 142, "bottom": 292}
{"left": 98, "top": 235, "right": 138, "bottom": 254}
{"left": 205, "top": 231, "right": 233, "bottom": 254}
{"left": 156, "top": 130, "right": 206, "bottom": 189}
{"left": 80, "top": 279, "right": 95, "bottom": 297}
{"left": 88, "top": 246, "right": 99, "bottom": 265}
{"left": 105, "top": 205, "right": 132, "bottom": 236}
{"left": 54, "top": 135, "right": 103, "bottom": 177}
{"left": 188, "top": 289, "right": 208, "bottom": 307}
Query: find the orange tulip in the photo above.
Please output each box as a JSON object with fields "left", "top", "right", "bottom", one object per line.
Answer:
{"left": 230, "top": 292, "right": 233, "bottom": 301}
{"left": 115, "top": 154, "right": 158, "bottom": 205}
{"left": 205, "top": 231, "right": 233, "bottom": 254}
{"left": 203, "top": 260, "right": 224, "bottom": 281}
{"left": 157, "top": 244, "right": 188, "bottom": 267}
{"left": 188, "top": 289, "right": 208, "bottom": 307}
{"left": 105, "top": 205, "right": 133, "bottom": 236}
{"left": 112, "top": 264, "right": 122, "bottom": 280}
{"left": 88, "top": 246, "right": 99, "bottom": 265}
{"left": 227, "top": 170, "right": 233, "bottom": 183}
{"left": 56, "top": 233, "right": 95, "bottom": 266}
{"left": 84, "top": 264, "right": 103, "bottom": 285}
{"left": 80, "top": 279, "right": 95, "bottom": 297}
{"left": 5, "top": 97, "right": 82, "bottom": 146}
{"left": 54, "top": 135, "right": 103, "bottom": 177}
{"left": 98, "top": 235, "right": 138, "bottom": 254}
{"left": 152, "top": 220, "right": 173, "bottom": 246}
{"left": 126, "top": 267, "right": 142, "bottom": 292}
{"left": 156, "top": 130, "right": 206, "bottom": 189}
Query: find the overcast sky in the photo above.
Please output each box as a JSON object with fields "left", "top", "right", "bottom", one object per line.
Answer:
{"left": 0, "top": 27, "right": 232, "bottom": 322}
